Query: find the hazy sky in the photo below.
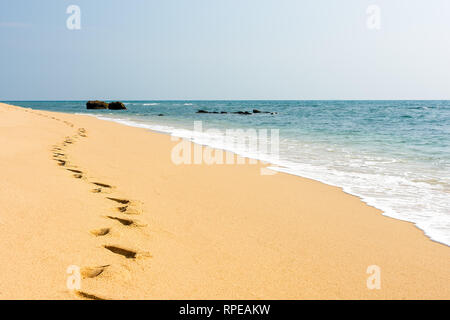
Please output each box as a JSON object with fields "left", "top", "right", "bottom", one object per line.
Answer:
{"left": 1, "top": 0, "right": 450, "bottom": 100}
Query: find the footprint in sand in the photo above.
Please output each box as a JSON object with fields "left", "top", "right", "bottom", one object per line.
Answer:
{"left": 78, "top": 128, "right": 87, "bottom": 137}
{"left": 107, "top": 216, "right": 146, "bottom": 228}
{"left": 53, "top": 152, "right": 65, "bottom": 157}
{"left": 92, "top": 182, "right": 113, "bottom": 189}
{"left": 75, "top": 291, "right": 106, "bottom": 300}
{"left": 116, "top": 206, "right": 141, "bottom": 215}
{"left": 91, "top": 186, "right": 113, "bottom": 194}
{"left": 81, "top": 265, "right": 109, "bottom": 279}
{"left": 67, "top": 169, "right": 83, "bottom": 179}
{"left": 117, "top": 206, "right": 128, "bottom": 213}
{"left": 90, "top": 227, "right": 111, "bottom": 236}
{"left": 67, "top": 169, "right": 82, "bottom": 174}
{"left": 103, "top": 245, "right": 137, "bottom": 259}
{"left": 106, "top": 197, "right": 130, "bottom": 205}
{"left": 107, "top": 216, "right": 135, "bottom": 226}
{"left": 56, "top": 159, "right": 66, "bottom": 166}
{"left": 106, "top": 198, "right": 141, "bottom": 215}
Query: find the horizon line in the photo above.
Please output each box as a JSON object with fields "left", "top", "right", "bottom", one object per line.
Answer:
{"left": 2, "top": 99, "right": 450, "bottom": 102}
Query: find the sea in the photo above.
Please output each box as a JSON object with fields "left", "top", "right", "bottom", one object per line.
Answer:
{"left": 6, "top": 100, "right": 450, "bottom": 246}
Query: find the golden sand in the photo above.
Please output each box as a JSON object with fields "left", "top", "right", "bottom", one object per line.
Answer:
{"left": 0, "top": 102, "right": 448, "bottom": 299}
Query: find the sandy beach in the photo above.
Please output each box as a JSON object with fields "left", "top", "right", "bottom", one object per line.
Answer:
{"left": 0, "top": 102, "right": 448, "bottom": 300}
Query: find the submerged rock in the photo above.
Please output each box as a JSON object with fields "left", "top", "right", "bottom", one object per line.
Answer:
{"left": 86, "top": 100, "right": 108, "bottom": 109}
{"left": 196, "top": 109, "right": 276, "bottom": 115}
{"left": 252, "top": 109, "right": 272, "bottom": 114}
{"left": 233, "top": 111, "right": 252, "bottom": 115}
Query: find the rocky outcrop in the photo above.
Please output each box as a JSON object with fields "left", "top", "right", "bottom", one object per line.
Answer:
{"left": 86, "top": 101, "right": 127, "bottom": 110}
{"left": 86, "top": 100, "right": 108, "bottom": 109}
{"left": 108, "top": 101, "right": 126, "bottom": 110}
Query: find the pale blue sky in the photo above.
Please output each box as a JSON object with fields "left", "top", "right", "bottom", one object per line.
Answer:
{"left": 1, "top": 0, "right": 449, "bottom": 100}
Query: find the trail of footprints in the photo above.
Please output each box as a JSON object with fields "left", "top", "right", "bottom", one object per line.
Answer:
{"left": 42, "top": 112, "right": 150, "bottom": 300}
{"left": 23, "top": 108, "right": 150, "bottom": 299}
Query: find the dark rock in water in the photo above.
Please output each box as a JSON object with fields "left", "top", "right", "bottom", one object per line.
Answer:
{"left": 86, "top": 100, "right": 127, "bottom": 110}
{"left": 197, "top": 109, "right": 262, "bottom": 115}
{"left": 233, "top": 111, "right": 252, "bottom": 115}
{"left": 196, "top": 109, "right": 219, "bottom": 114}
{"left": 108, "top": 101, "right": 126, "bottom": 110}
{"left": 253, "top": 109, "right": 272, "bottom": 114}
{"left": 158, "top": 114, "right": 164, "bottom": 116}
{"left": 271, "top": 112, "right": 278, "bottom": 115}
{"left": 86, "top": 100, "right": 108, "bottom": 109}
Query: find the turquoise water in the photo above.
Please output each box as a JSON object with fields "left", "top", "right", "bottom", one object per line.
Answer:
{"left": 6, "top": 100, "right": 450, "bottom": 246}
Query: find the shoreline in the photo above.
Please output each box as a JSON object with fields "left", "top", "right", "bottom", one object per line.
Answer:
{"left": 0, "top": 102, "right": 449, "bottom": 299}
{"left": 82, "top": 112, "right": 449, "bottom": 248}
